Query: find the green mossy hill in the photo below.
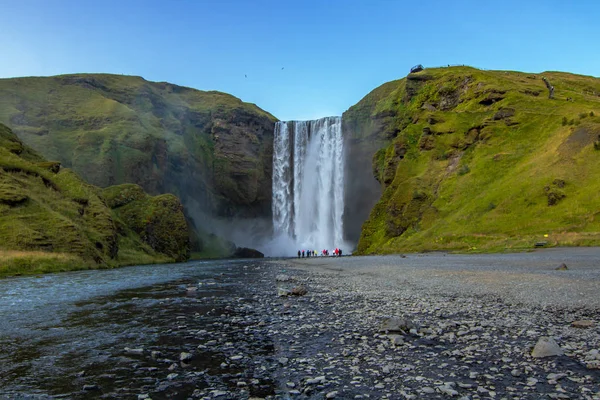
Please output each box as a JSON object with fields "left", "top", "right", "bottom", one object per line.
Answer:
{"left": 0, "top": 123, "right": 188, "bottom": 277}
{"left": 0, "top": 74, "right": 277, "bottom": 219}
{"left": 103, "top": 184, "right": 190, "bottom": 262}
{"left": 348, "top": 66, "right": 600, "bottom": 253}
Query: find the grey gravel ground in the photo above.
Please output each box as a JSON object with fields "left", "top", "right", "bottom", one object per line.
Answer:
{"left": 254, "top": 248, "right": 600, "bottom": 399}
{"left": 30, "top": 249, "right": 596, "bottom": 399}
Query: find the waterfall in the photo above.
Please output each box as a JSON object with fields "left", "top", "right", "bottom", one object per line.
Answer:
{"left": 272, "top": 116, "right": 346, "bottom": 254}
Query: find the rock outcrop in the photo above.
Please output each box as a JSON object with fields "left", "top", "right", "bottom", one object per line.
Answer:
{"left": 102, "top": 184, "right": 190, "bottom": 262}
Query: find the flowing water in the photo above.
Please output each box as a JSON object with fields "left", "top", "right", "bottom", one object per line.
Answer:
{"left": 0, "top": 260, "right": 274, "bottom": 399}
{"left": 272, "top": 117, "right": 346, "bottom": 255}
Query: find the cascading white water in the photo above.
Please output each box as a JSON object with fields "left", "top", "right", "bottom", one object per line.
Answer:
{"left": 271, "top": 116, "right": 346, "bottom": 255}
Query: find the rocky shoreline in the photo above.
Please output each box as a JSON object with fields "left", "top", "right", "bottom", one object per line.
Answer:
{"left": 18, "top": 252, "right": 598, "bottom": 399}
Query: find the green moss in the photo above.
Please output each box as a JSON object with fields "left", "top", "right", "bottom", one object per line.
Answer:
{"left": 0, "top": 123, "right": 189, "bottom": 277}
{"left": 354, "top": 66, "right": 600, "bottom": 254}
{"left": 103, "top": 185, "right": 190, "bottom": 261}
{"left": 0, "top": 73, "right": 276, "bottom": 222}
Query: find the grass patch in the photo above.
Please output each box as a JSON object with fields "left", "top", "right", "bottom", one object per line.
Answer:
{"left": 0, "top": 250, "right": 90, "bottom": 278}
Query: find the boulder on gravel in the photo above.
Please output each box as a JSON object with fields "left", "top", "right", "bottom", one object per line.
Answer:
{"left": 571, "top": 320, "right": 594, "bottom": 328}
{"left": 233, "top": 247, "right": 264, "bottom": 258}
{"left": 276, "top": 274, "right": 294, "bottom": 282}
{"left": 532, "top": 337, "right": 563, "bottom": 358}
{"left": 379, "top": 317, "right": 417, "bottom": 333}
{"left": 290, "top": 285, "right": 308, "bottom": 296}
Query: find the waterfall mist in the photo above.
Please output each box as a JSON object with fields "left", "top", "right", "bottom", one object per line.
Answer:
{"left": 268, "top": 116, "right": 350, "bottom": 256}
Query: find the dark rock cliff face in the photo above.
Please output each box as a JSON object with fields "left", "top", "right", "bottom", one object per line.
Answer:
{"left": 0, "top": 74, "right": 277, "bottom": 225}
{"left": 342, "top": 80, "right": 402, "bottom": 245}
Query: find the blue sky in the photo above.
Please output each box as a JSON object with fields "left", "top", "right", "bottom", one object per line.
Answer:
{"left": 1, "top": 0, "right": 599, "bottom": 120}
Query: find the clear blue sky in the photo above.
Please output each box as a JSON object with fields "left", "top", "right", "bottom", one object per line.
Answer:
{"left": 1, "top": 0, "right": 599, "bottom": 121}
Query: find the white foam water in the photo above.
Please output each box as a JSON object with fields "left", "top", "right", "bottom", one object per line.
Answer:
{"left": 271, "top": 116, "right": 347, "bottom": 256}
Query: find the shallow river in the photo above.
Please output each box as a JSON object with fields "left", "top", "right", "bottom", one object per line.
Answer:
{"left": 0, "top": 259, "right": 268, "bottom": 399}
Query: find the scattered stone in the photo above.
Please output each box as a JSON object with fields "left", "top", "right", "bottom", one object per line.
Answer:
{"left": 556, "top": 263, "right": 568, "bottom": 270}
{"left": 531, "top": 337, "right": 563, "bottom": 358}
{"left": 378, "top": 317, "right": 416, "bottom": 333}
{"left": 124, "top": 347, "right": 144, "bottom": 355}
{"left": 179, "top": 352, "right": 193, "bottom": 362}
{"left": 547, "top": 373, "right": 567, "bottom": 381}
{"left": 306, "top": 376, "right": 326, "bottom": 385}
{"left": 83, "top": 384, "right": 99, "bottom": 391}
{"left": 439, "top": 385, "right": 459, "bottom": 396}
{"left": 290, "top": 285, "right": 308, "bottom": 296}
{"left": 276, "top": 274, "right": 293, "bottom": 282}
{"left": 388, "top": 334, "right": 404, "bottom": 346}
{"left": 571, "top": 320, "right": 594, "bottom": 328}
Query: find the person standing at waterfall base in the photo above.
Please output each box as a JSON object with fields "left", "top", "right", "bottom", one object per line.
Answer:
{"left": 302, "top": 250, "right": 305, "bottom": 258}
{"left": 297, "top": 250, "right": 301, "bottom": 258}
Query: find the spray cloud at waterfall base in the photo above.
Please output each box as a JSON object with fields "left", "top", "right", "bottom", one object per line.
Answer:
{"left": 268, "top": 116, "right": 351, "bottom": 257}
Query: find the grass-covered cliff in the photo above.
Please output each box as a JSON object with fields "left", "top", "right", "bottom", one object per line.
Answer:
{"left": 345, "top": 66, "right": 600, "bottom": 253}
{"left": 0, "top": 123, "right": 189, "bottom": 277}
{"left": 0, "top": 74, "right": 277, "bottom": 221}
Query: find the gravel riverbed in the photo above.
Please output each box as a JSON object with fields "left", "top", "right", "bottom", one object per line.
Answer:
{"left": 155, "top": 249, "right": 599, "bottom": 400}
{"left": 8, "top": 250, "right": 598, "bottom": 400}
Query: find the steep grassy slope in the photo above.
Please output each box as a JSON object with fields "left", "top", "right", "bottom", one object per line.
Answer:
{"left": 344, "top": 67, "right": 600, "bottom": 253}
{"left": 0, "top": 123, "right": 189, "bottom": 277}
{"left": 0, "top": 74, "right": 277, "bottom": 221}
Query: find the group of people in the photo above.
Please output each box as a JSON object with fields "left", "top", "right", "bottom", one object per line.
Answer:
{"left": 297, "top": 248, "right": 343, "bottom": 258}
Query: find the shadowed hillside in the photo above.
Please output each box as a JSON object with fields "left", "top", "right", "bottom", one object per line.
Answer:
{"left": 343, "top": 66, "right": 600, "bottom": 253}
{"left": 0, "top": 123, "right": 189, "bottom": 277}
{"left": 0, "top": 74, "right": 277, "bottom": 225}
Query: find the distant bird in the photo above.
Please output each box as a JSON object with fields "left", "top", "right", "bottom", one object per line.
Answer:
{"left": 281, "top": 67, "right": 284, "bottom": 70}
{"left": 245, "top": 74, "right": 247, "bottom": 78}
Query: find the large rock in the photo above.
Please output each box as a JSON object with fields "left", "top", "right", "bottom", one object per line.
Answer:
{"left": 233, "top": 247, "right": 264, "bottom": 258}
{"left": 378, "top": 317, "right": 416, "bottom": 333}
{"left": 531, "top": 337, "right": 563, "bottom": 358}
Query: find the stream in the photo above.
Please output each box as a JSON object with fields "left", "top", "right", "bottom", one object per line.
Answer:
{"left": 0, "top": 259, "right": 274, "bottom": 399}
